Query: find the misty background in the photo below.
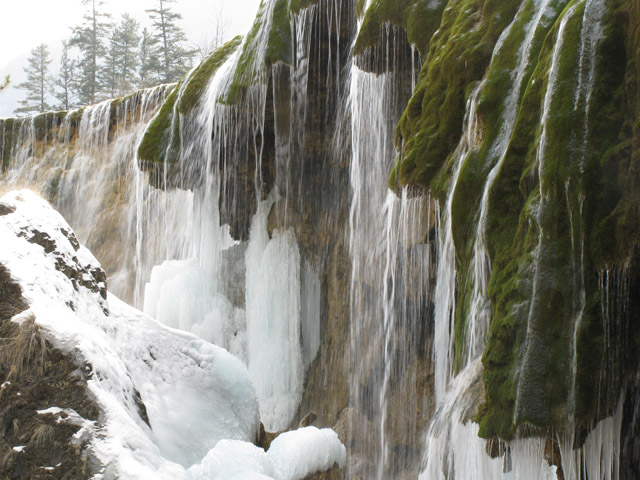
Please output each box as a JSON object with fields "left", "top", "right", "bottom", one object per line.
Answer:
{"left": 0, "top": 0, "right": 261, "bottom": 117}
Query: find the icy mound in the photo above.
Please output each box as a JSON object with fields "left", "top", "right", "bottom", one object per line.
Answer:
{"left": 0, "top": 190, "right": 346, "bottom": 480}
{"left": 267, "top": 427, "right": 347, "bottom": 480}
{"left": 189, "top": 427, "right": 346, "bottom": 480}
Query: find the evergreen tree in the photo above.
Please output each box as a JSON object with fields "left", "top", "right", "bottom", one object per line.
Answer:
{"left": 70, "top": 0, "right": 111, "bottom": 105}
{"left": 105, "top": 29, "right": 120, "bottom": 98}
{"left": 14, "top": 44, "right": 52, "bottom": 115}
{"left": 53, "top": 41, "right": 76, "bottom": 110}
{"left": 139, "top": 28, "right": 161, "bottom": 88}
{"left": 146, "top": 0, "right": 195, "bottom": 83}
{"left": 105, "top": 14, "right": 140, "bottom": 97}
{"left": 115, "top": 14, "right": 141, "bottom": 95}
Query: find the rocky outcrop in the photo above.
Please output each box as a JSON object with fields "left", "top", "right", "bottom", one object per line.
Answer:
{"left": 0, "top": 259, "right": 100, "bottom": 479}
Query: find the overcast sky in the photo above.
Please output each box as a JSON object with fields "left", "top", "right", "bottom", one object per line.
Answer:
{"left": 0, "top": 0, "right": 262, "bottom": 117}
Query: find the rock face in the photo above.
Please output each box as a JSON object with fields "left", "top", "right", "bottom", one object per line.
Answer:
{"left": 0, "top": 263, "right": 100, "bottom": 480}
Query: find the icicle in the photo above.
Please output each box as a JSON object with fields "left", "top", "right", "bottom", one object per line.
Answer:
{"left": 245, "top": 194, "right": 304, "bottom": 431}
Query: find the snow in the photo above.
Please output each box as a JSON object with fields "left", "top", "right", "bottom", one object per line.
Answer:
{"left": 189, "top": 440, "right": 278, "bottom": 480}
{"left": 268, "top": 427, "right": 347, "bottom": 480}
{"left": 0, "top": 189, "right": 346, "bottom": 480}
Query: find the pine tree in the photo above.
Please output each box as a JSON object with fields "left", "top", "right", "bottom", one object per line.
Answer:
{"left": 115, "top": 14, "right": 140, "bottom": 95}
{"left": 139, "top": 28, "right": 162, "bottom": 88}
{"left": 146, "top": 0, "right": 195, "bottom": 83}
{"left": 53, "top": 41, "right": 76, "bottom": 110}
{"left": 105, "top": 14, "right": 140, "bottom": 97}
{"left": 14, "top": 44, "right": 52, "bottom": 115}
{"left": 70, "top": 0, "right": 111, "bottom": 105}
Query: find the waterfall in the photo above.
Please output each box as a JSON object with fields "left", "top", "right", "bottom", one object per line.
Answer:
{"left": 420, "top": 83, "right": 496, "bottom": 480}
{"left": 0, "top": 86, "right": 170, "bottom": 304}
{"left": 140, "top": 0, "right": 303, "bottom": 430}
{"left": 348, "top": 17, "right": 430, "bottom": 477}
{"left": 139, "top": 0, "right": 352, "bottom": 432}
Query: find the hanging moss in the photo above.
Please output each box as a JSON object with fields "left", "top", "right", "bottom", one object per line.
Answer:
{"left": 224, "top": 0, "right": 293, "bottom": 104}
{"left": 590, "top": 0, "right": 640, "bottom": 267}
{"left": 392, "top": 0, "right": 521, "bottom": 195}
{"left": 137, "top": 88, "right": 180, "bottom": 166}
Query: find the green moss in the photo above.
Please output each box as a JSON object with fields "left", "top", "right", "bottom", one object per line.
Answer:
{"left": 137, "top": 87, "right": 179, "bottom": 165}
{"left": 590, "top": 0, "right": 640, "bottom": 267}
{"left": 289, "top": 0, "right": 320, "bottom": 14}
{"left": 179, "top": 36, "right": 243, "bottom": 115}
{"left": 268, "top": 0, "right": 293, "bottom": 66}
{"left": 66, "top": 106, "right": 86, "bottom": 125}
{"left": 354, "top": 0, "right": 445, "bottom": 57}
{"left": 474, "top": 0, "right": 635, "bottom": 439}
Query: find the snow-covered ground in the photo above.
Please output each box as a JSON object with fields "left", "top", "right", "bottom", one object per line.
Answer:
{"left": 0, "top": 189, "right": 346, "bottom": 480}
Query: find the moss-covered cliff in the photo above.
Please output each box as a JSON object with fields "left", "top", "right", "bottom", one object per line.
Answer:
{"left": 388, "top": 0, "right": 639, "bottom": 441}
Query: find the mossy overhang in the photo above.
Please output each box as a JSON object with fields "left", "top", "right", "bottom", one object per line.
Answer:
{"left": 354, "top": 0, "right": 446, "bottom": 57}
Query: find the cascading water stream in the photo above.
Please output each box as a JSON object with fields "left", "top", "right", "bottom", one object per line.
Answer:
{"left": 432, "top": 82, "right": 484, "bottom": 405}
{"left": 348, "top": 13, "right": 431, "bottom": 476}
{"left": 514, "top": 1, "right": 581, "bottom": 427}
{"left": 565, "top": 0, "right": 606, "bottom": 423}
{"left": 420, "top": 82, "right": 496, "bottom": 480}
{"left": 464, "top": 0, "right": 558, "bottom": 366}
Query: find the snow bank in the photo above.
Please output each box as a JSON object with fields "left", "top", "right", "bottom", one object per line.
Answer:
{"left": 0, "top": 190, "right": 259, "bottom": 477}
{"left": 0, "top": 190, "right": 346, "bottom": 480}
